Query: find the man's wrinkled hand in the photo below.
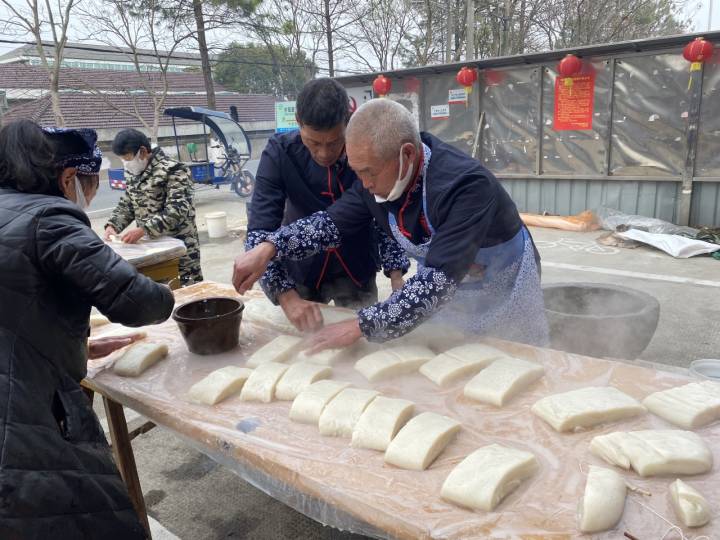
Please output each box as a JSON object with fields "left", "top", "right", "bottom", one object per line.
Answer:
{"left": 303, "top": 319, "right": 362, "bottom": 355}
{"left": 278, "top": 290, "right": 323, "bottom": 332}
{"left": 120, "top": 227, "right": 145, "bottom": 244}
{"left": 389, "top": 270, "right": 405, "bottom": 291}
{"left": 88, "top": 334, "right": 145, "bottom": 359}
{"left": 232, "top": 242, "right": 276, "bottom": 294}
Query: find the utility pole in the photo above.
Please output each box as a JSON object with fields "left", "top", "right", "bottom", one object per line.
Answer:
{"left": 709, "top": 0, "right": 714, "bottom": 32}
{"left": 466, "top": 0, "right": 475, "bottom": 60}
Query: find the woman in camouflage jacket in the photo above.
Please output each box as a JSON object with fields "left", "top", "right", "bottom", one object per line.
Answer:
{"left": 105, "top": 129, "right": 203, "bottom": 284}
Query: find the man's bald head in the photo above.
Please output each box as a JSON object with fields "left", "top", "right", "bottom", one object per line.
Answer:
{"left": 346, "top": 99, "right": 420, "bottom": 161}
{"left": 345, "top": 99, "right": 423, "bottom": 199}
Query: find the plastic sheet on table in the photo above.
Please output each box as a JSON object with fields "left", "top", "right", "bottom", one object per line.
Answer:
{"left": 87, "top": 282, "right": 720, "bottom": 539}
{"left": 105, "top": 236, "right": 187, "bottom": 268}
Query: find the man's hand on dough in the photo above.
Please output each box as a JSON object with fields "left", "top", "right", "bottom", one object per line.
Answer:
{"left": 304, "top": 319, "right": 362, "bottom": 354}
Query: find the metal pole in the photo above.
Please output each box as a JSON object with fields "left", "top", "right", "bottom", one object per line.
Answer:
{"left": 709, "top": 0, "right": 713, "bottom": 32}
{"left": 171, "top": 117, "right": 181, "bottom": 161}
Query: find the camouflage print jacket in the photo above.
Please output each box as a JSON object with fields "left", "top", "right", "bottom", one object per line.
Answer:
{"left": 106, "top": 148, "right": 202, "bottom": 283}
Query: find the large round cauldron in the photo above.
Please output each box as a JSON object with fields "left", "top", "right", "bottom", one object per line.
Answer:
{"left": 542, "top": 283, "right": 659, "bottom": 360}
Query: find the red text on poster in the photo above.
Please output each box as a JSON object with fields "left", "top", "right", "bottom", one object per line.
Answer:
{"left": 553, "top": 72, "right": 595, "bottom": 131}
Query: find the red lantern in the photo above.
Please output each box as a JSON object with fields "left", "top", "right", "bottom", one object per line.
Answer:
{"left": 557, "top": 54, "right": 582, "bottom": 92}
{"left": 456, "top": 66, "right": 477, "bottom": 105}
{"left": 372, "top": 74, "right": 392, "bottom": 98}
{"left": 683, "top": 37, "right": 714, "bottom": 72}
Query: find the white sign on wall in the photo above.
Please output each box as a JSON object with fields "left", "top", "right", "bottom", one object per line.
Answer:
{"left": 431, "top": 104, "right": 450, "bottom": 120}
{"left": 448, "top": 88, "right": 467, "bottom": 105}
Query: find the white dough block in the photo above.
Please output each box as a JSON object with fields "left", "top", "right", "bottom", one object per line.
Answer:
{"left": 643, "top": 381, "right": 720, "bottom": 429}
{"left": 90, "top": 314, "right": 110, "bottom": 328}
{"left": 246, "top": 335, "right": 304, "bottom": 368}
{"left": 531, "top": 386, "right": 645, "bottom": 432}
{"left": 113, "top": 342, "right": 168, "bottom": 377}
{"left": 578, "top": 466, "right": 627, "bottom": 533}
{"left": 464, "top": 357, "right": 544, "bottom": 407}
{"left": 294, "top": 348, "right": 346, "bottom": 366}
{"left": 289, "top": 380, "right": 351, "bottom": 424}
{"left": 384, "top": 412, "right": 461, "bottom": 471}
{"left": 589, "top": 430, "right": 713, "bottom": 477}
{"left": 669, "top": 479, "right": 711, "bottom": 528}
{"left": 318, "top": 388, "right": 379, "bottom": 437}
{"left": 402, "top": 322, "right": 467, "bottom": 352}
{"left": 188, "top": 366, "right": 253, "bottom": 405}
{"left": 239, "top": 362, "right": 289, "bottom": 403}
{"left": 243, "top": 299, "right": 300, "bottom": 335}
{"left": 351, "top": 397, "right": 415, "bottom": 452}
{"left": 319, "top": 306, "right": 357, "bottom": 325}
{"left": 420, "top": 344, "right": 505, "bottom": 387}
{"left": 355, "top": 345, "right": 435, "bottom": 382}
{"left": 275, "top": 362, "right": 332, "bottom": 401}
{"left": 441, "top": 444, "right": 538, "bottom": 511}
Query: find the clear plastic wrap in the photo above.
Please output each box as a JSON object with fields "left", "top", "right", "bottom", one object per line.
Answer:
{"left": 88, "top": 283, "right": 720, "bottom": 539}
{"left": 104, "top": 236, "right": 187, "bottom": 268}
{"left": 595, "top": 207, "right": 699, "bottom": 237}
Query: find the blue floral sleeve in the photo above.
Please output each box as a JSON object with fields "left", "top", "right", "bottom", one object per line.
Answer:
{"left": 357, "top": 266, "right": 458, "bottom": 341}
{"left": 245, "top": 229, "right": 296, "bottom": 304}
{"left": 376, "top": 223, "right": 411, "bottom": 276}
{"left": 266, "top": 211, "right": 341, "bottom": 260}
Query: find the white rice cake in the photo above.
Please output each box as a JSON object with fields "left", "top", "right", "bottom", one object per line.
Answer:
{"left": 113, "top": 342, "right": 168, "bottom": 377}
{"left": 420, "top": 343, "right": 506, "bottom": 387}
{"left": 275, "top": 362, "right": 332, "bottom": 401}
{"left": 188, "top": 366, "right": 253, "bottom": 405}
{"left": 464, "top": 357, "right": 544, "bottom": 407}
{"left": 242, "top": 298, "right": 300, "bottom": 335}
{"left": 441, "top": 444, "right": 538, "bottom": 511}
{"left": 319, "top": 306, "right": 357, "bottom": 325}
{"left": 239, "top": 362, "right": 289, "bottom": 403}
{"left": 669, "top": 479, "right": 711, "bottom": 528}
{"left": 531, "top": 386, "right": 645, "bottom": 432}
{"left": 246, "top": 335, "right": 304, "bottom": 368}
{"left": 351, "top": 397, "right": 415, "bottom": 452}
{"left": 289, "top": 380, "right": 351, "bottom": 424}
{"left": 293, "top": 348, "right": 347, "bottom": 366}
{"left": 384, "top": 412, "right": 461, "bottom": 471}
{"left": 90, "top": 314, "right": 110, "bottom": 328}
{"left": 318, "top": 388, "right": 379, "bottom": 437}
{"left": 578, "top": 466, "right": 627, "bottom": 533}
{"left": 643, "top": 380, "right": 720, "bottom": 429}
{"left": 355, "top": 345, "right": 435, "bottom": 382}
{"left": 402, "top": 322, "right": 467, "bottom": 352}
{"left": 589, "top": 430, "right": 713, "bottom": 476}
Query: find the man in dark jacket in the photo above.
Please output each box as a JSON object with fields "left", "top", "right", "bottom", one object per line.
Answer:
{"left": 246, "top": 78, "right": 409, "bottom": 332}
{"left": 0, "top": 121, "right": 175, "bottom": 539}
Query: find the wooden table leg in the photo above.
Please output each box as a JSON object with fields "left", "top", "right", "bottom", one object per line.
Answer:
{"left": 103, "top": 396, "right": 153, "bottom": 539}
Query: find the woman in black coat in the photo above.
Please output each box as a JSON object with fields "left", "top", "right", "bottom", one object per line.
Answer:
{"left": 0, "top": 120, "right": 175, "bottom": 539}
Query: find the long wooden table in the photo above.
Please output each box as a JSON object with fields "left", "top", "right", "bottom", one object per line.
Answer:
{"left": 87, "top": 282, "right": 720, "bottom": 539}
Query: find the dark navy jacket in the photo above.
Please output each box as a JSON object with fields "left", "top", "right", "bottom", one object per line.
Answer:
{"left": 248, "top": 131, "right": 379, "bottom": 290}
{"left": 327, "top": 132, "right": 524, "bottom": 282}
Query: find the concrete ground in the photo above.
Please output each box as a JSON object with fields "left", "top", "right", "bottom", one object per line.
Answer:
{"left": 87, "top": 183, "right": 720, "bottom": 539}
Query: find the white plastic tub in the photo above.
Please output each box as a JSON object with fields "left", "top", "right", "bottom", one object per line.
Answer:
{"left": 205, "top": 211, "right": 228, "bottom": 239}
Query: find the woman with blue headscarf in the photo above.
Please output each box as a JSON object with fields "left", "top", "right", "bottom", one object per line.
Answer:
{"left": 0, "top": 120, "right": 175, "bottom": 539}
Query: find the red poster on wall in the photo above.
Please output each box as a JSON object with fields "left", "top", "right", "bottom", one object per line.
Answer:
{"left": 553, "top": 72, "right": 595, "bottom": 131}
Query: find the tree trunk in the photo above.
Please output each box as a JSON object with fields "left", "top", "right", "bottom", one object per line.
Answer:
{"left": 193, "top": 0, "right": 216, "bottom": 109}
{"left": 466, "top": 0, "right": 474, "bottom": 60}
{"left": 49, "top": 67, "right": 65, "bottom": 126}
{"left": 446, "top": 0, "right": 453, "bottom": 63}
{"left": 324, "top": 0, "right": 334, "bottom": 77}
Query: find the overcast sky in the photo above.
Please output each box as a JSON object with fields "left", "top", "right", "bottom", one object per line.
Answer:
{"left": 1, "top": 0, "right": 718, "bottom": 60}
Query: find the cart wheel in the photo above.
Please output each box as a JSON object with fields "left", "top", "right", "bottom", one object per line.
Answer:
{"left": 232, "top": 169, "right": 255, "bottom": 198}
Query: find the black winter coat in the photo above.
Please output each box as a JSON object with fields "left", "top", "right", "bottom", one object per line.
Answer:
{"left": 0, "top": 188, "right": 175, "bottom": 539}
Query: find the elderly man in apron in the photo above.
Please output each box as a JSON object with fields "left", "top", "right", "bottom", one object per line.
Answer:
{"left": 232, "top": 98, "right": 548, "bottom": 350}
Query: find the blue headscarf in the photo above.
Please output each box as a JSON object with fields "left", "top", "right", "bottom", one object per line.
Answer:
{"left": 42, "top": 127, "right": 102, "bottom": 174}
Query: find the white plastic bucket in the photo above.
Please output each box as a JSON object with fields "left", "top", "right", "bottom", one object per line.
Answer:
{"left": 205, "top": 211, "right": 228, "bottom": 239}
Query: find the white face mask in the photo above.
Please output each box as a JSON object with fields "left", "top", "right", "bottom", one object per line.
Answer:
{"left": 122, "top": 150, "right": 148, "bottom": 176}
{"left": 374, "top": 146, "right": 415, "bottom": 203}
{"left": 73, "top": 176, "right": 89, "bottom": 210}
